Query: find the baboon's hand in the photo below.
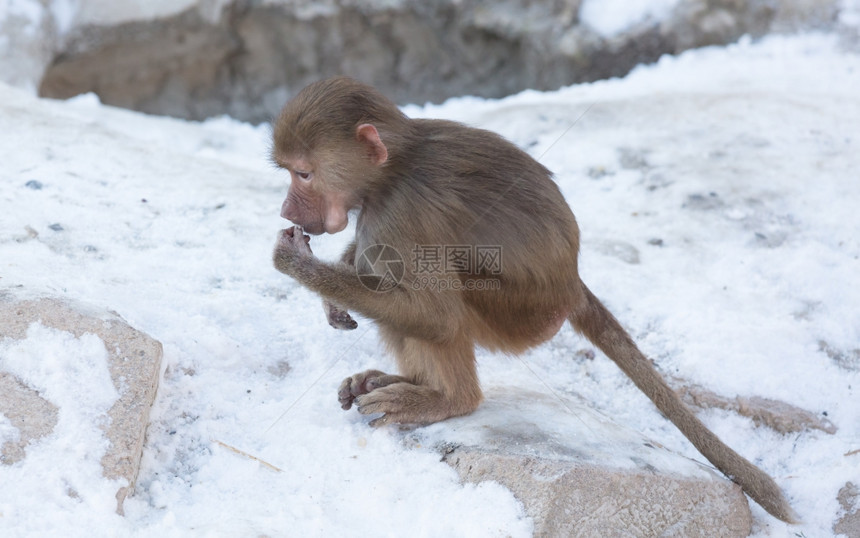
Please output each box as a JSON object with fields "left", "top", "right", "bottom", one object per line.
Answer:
{"left": 273, "top": 226, "right": 312, "bottom": 273}
{"left": 324, "top": 300, "right": 358, "bottom": 330}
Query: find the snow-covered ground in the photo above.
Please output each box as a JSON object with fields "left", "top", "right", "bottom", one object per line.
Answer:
{"left": 1, "top": 33, "right": 859, "bottom": 537}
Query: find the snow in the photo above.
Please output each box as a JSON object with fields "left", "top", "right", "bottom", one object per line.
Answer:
{"left": 1, "top": 31, "right": 859, "bottom": 537}
{"left": 579, "top": 0, "right": 680, "bottom": 37}
{"left": 73, "top": 0, "right": 234, "bottom": 26}
{"left": 842, "top": 0, "right": 860, "bottom": 28}
{"left": 0, "top": 325, "right": 123, "bottom": 533}
{"left": 49, "top": 0, "right": 78, "bottom": 35}
{"left": 1, "top": 324, "right": 118, "bottom": 411}
{"left": 0, "top": 0, "right": 42, "bottom": 46}
{"left": 0, "top": 0, "right": 41, "bottom": 26}
{"left": 0, "top": 415, "right": 18, "bottom": 445}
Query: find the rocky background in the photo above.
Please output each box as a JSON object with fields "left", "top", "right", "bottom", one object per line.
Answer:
{"left": 1, "top": 0, "right": 858, "bottom": 123}
{"left": 2, "top": 3, "right": 860, "bottom": 535}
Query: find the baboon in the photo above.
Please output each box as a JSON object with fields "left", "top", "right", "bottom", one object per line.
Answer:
{"left": 271, "top": 76, "right": 797, "bottom": 523}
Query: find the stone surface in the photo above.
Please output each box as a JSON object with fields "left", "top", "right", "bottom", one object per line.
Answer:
{"left": 835, "top": 482, "right": 860, "bottom": 537}
{"left": 678, "top": 382, "right": 837, "bottom": 435}
{"left": 0, "top": 372, "right": 59, "bottom": 464}
{"left": 28, "top": 0, "right": 843, "bottom": 122}
{"left": 415, "top": 388, "right": 752, "bottom": 536}
{"left": 0, "top": 289, "right": 162, "bottom": 514}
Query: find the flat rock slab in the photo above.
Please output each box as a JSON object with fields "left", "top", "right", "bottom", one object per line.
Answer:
{"left": 414, "top": 388, "right": 751, "bottom": 537}
{"left": 835, "top": 482, "right": 860, "bottom": 537}
{"left": 0, "top": 289, "right": 162, "bottom": 513}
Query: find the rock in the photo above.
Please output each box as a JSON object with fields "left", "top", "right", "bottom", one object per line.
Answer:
{"left": 0, "top": 372, "right": 59, "bottom": 465}
{"left": 0, "top": 289, "right": 162, "bottom": 514}
{"left": 835, "top": 482, "right": 860, "bottom": 537}
{"left": 678, "top": 382, "right": 837, "bottom": 435}
{"left": 13, "top": 0, "right": 840, "bottom": 122}
{"left": 415, "top": 388, "right": 752, "bottom": 536}
{"left": 736, "top": 396, "right": 836, "bottom": 434}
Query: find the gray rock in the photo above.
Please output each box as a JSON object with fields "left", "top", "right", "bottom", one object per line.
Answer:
{"left": 31, "top": 0, "right": 842, "bottom": 123}
{"left": 678, "top": 382, "right": 837, "bottom": 435}
{"left": 415, "top": 388, "right": 752, "bottom": 536}
{"left": 835, "top": 482, "right": 860, "bottom": 537}
{"left": 0, "top": 290, "right": 162, "bottom": 514}
{"left": 0, "top": 372, "right": 59, "bottom": 465}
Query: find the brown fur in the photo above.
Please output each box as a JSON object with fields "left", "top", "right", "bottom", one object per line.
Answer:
{"left": 271, "top": 76, "right": 798, "bottom": 523}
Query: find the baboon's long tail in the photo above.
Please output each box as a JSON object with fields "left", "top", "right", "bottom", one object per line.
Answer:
{"left": 569, "top": 282, "right": 798, "bottom": 523}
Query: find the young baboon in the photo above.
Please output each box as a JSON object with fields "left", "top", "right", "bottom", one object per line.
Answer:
{"left": 271, "top": 76, "right": 797, "bottom": 523}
